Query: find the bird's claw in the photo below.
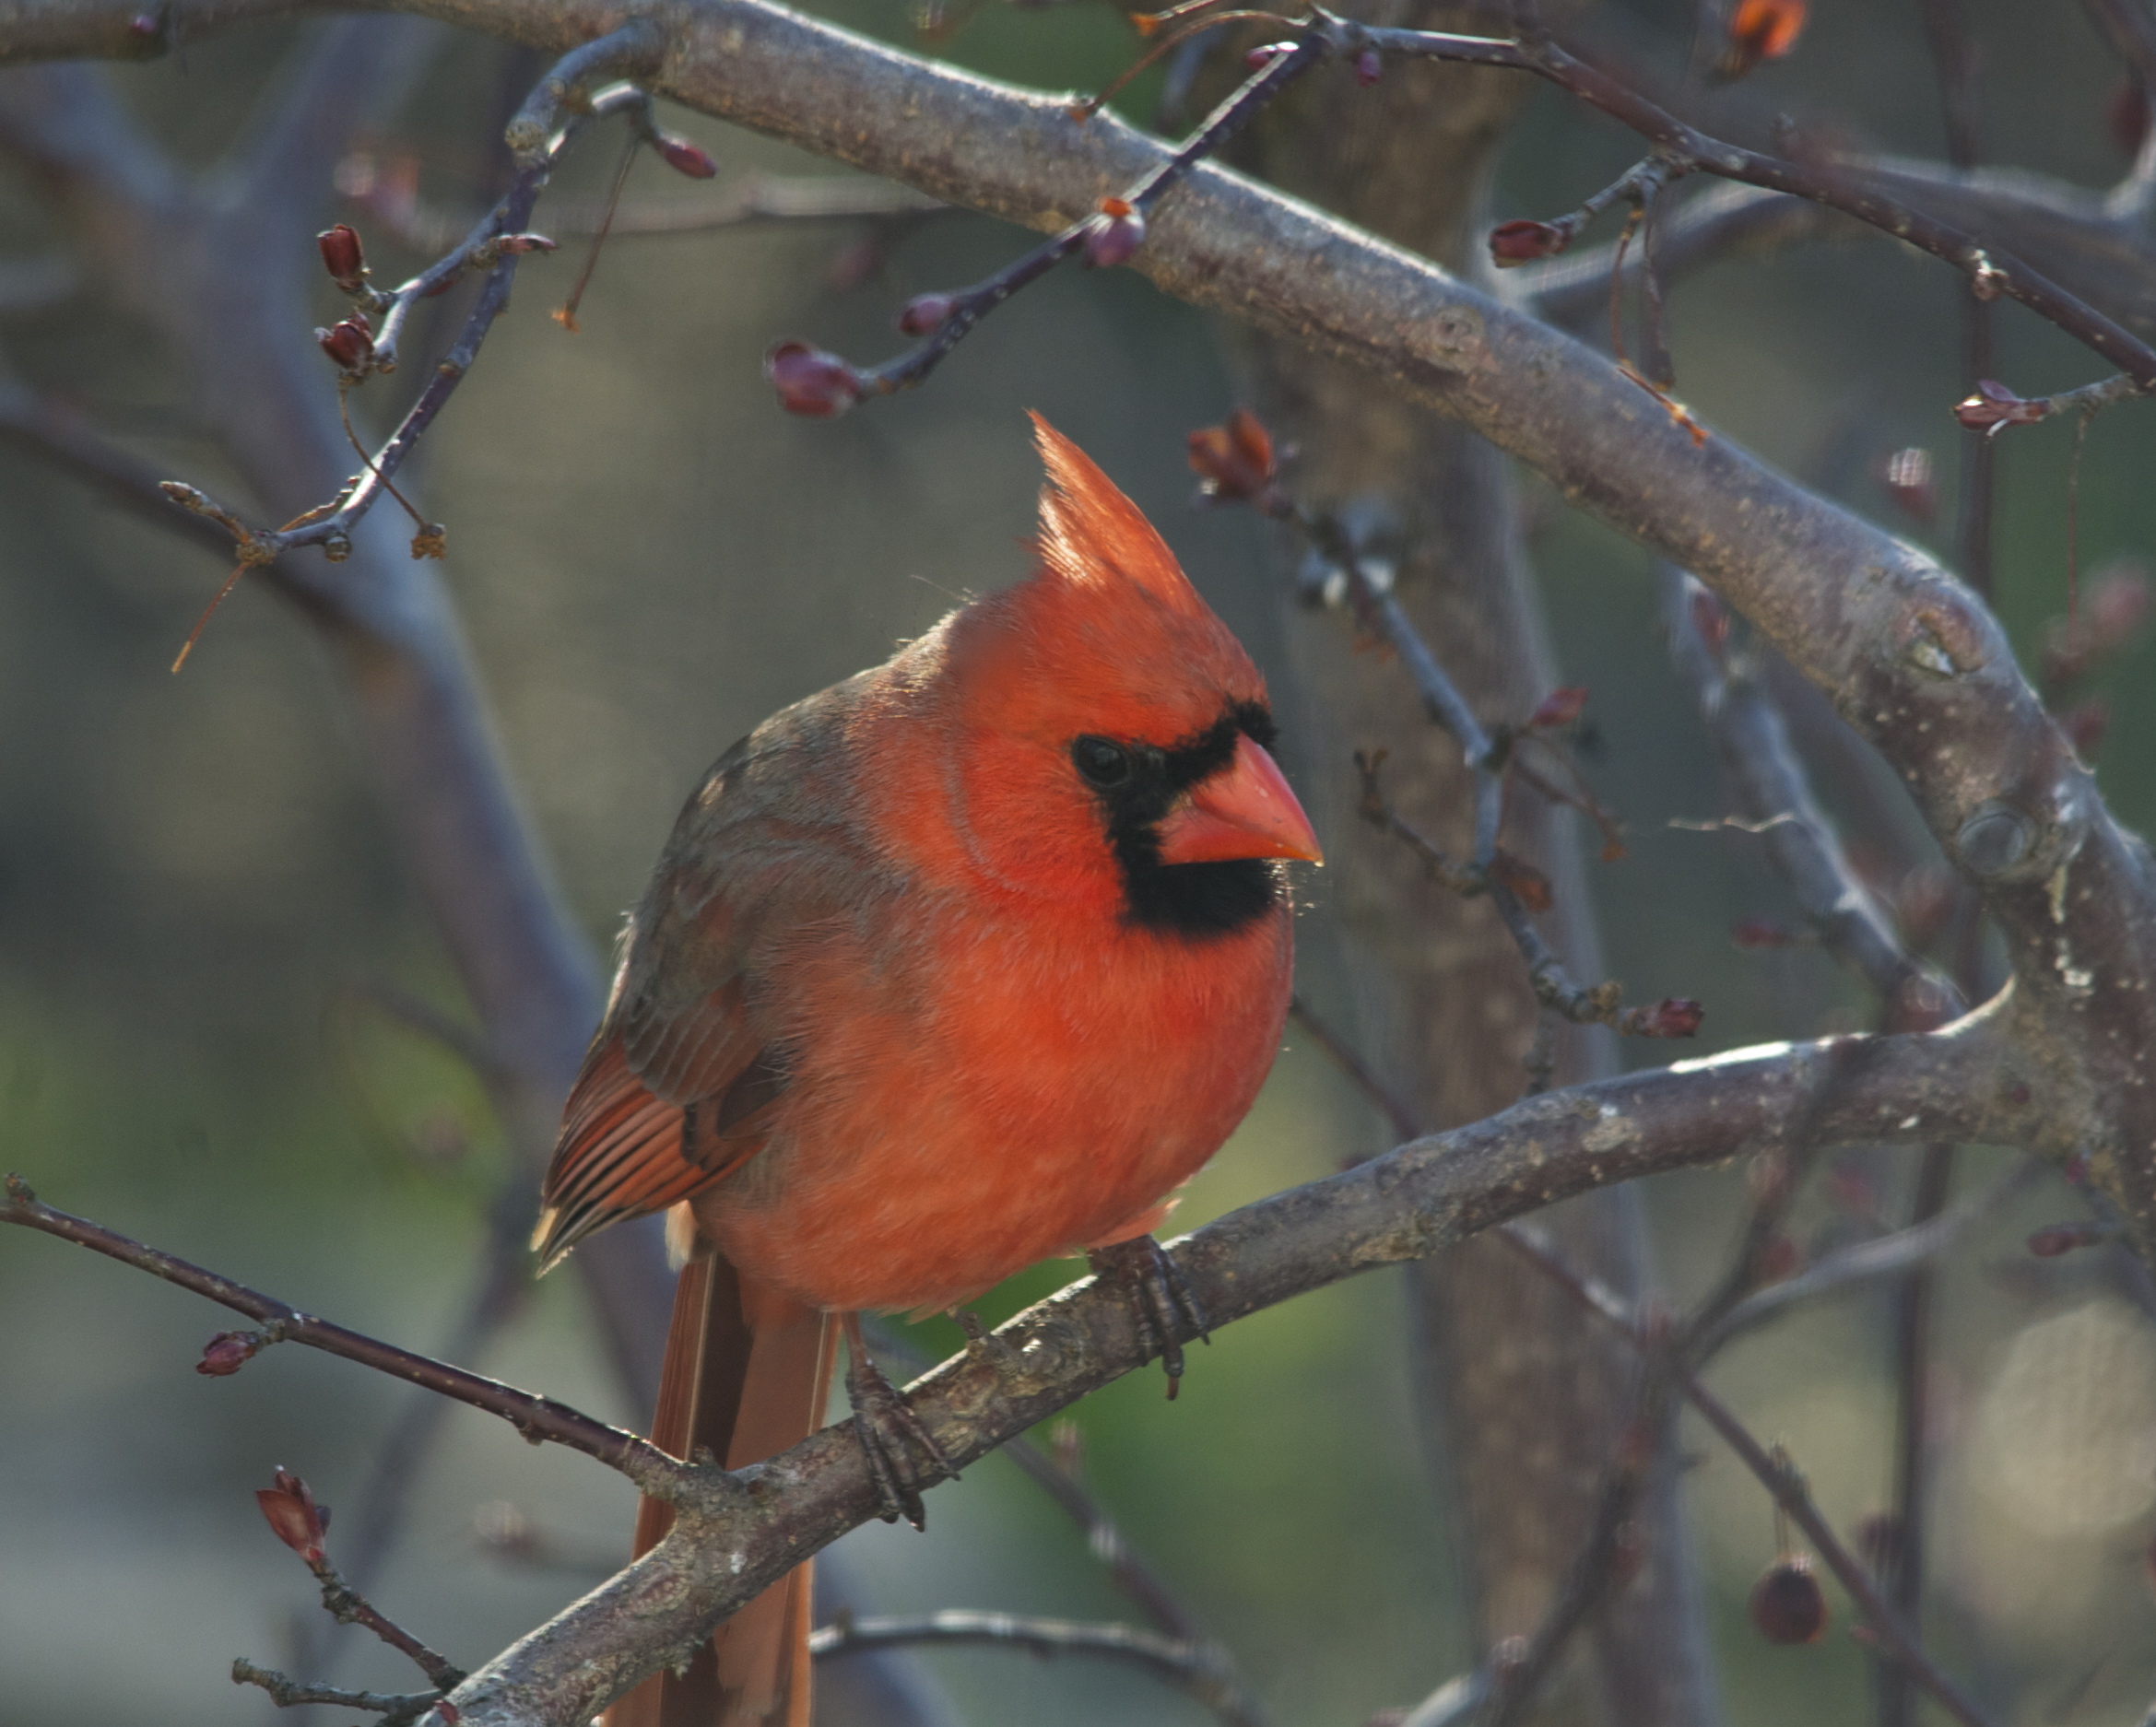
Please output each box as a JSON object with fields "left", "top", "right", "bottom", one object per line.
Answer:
{"left": 844, "top": 1350, "right": 954, "bottom": 1529}
{"left": 1088, "top": 1235, "right": 1209, "bottom": 1399}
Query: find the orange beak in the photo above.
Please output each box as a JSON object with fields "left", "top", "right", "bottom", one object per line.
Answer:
{"left": 1156, "top": 733, "right": 1324, "bottom": 866}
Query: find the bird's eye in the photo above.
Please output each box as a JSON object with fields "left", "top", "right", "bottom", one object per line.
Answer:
{"left": 1072, "top": 735, "right": 1132, "bottom": 788}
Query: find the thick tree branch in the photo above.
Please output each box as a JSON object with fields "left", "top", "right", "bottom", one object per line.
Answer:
{"left": 424, "top": 1011, "right": 2026, "bottom": 1726}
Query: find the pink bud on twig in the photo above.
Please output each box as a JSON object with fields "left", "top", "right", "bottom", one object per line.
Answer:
{"left": 1084, "top": 198, "right": 1146, "bottom": 269}
{"left": 898, "top": 293, "right": 957, "bottom": 337}
{"left": 256, "top": 1469, "right": 328, "bottom": 1564}
{"left": 653, "top": 133, "right": 719, "bottom": 179}
{"left": 1353, "top": 47, "right": 1383, "bottom": 86}
{"left": 317, "top": 224, "right": 367, "bottom": 293}
{"left": 765, "top": 342, "right": 862, "bottom": 418}
{"left": 1953, "top": 380, "right": 2047, "bottom": 436}
{"left": 1488, "top": 219, "right": 1570, "bottom": 265}
{"left": 1620, "top": 998, "right": 1705, "bottom": 1038}
{"left": 196, "top": 1331, "right": 257, "bottom": 1376}
{"left": 316, "top": 316, "right": 373, "bottom": 374}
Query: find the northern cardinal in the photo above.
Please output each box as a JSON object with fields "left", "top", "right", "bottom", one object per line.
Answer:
{"left": 535, "top": 416, "right": 1320, "bottom": 1727}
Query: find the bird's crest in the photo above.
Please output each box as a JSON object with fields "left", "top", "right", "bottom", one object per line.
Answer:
{"left": 1030, "top": 413, "right": 1208, "bottom": 619}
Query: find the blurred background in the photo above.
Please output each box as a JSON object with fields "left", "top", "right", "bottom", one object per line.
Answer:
{"left": 3, "top": 3, "right": 2156, "bottom": 1723}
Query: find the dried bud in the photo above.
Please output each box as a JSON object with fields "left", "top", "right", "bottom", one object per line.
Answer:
{"left": 765, "top": 341, "right": 862, "bottom": 418}
{"left": 2057, "top": 698, "right": 2109, "bottom": 761}
{"left": 1732, "top": 916, "right": 1805, "bottom": 949}
{"left": 1621, "top": 998, "right": 1705, "bottom": 1039}
{"left": 256, "top": 1469, "right": 327, "bottom": 1564}
{"left": 1085, "top": 197, "right": 1146, "bottom": 270}
{"left": 1719, "top": 0, "right": 1808, "bottom": 79}
{"left": 1880, "top": 446, "right": 1937, "bottom": 523}
{"left": 1354, "top": 47, "right": 1384, "bottom": 86}
{"left": 897, "top": 293, "right": 957, "bottom": 338}
{"left": 1689, "top": 583, "right": 1730, "bottom": 657}
{"left": 411, "top": 523, "right": 448, "bottom": 560}
{"left": 317, "top": 224, "right": 366, "bottom": 292}
{"left": 1187, "top": 407, "right": 1277, "bottom": 504}
{"left": 1954, "top": 380, "right": 2048, "bottom": 436}
{"left": 1243, "top": 40, "right": 1295, "bottom": 68}
{"left": 1490, "top": 849, "right": 1553, "bottom": 912}
{"left": 2027, "top": 1220, "right": 2108, "bottom": 1257}
{"left": 316, "top": 316, "right": 374, "bottom": 374}
{"left": 2111, "top": 78, "right": 2150, "bottom": 158}
{"left": 1526, "top": 686, "right": 1588, "bottom": 730}
{"left": 653, "top": 132, "right": 719, "bottom": 179}
{"left": 1750, "top": 1555, "right": 1828, "bottom": 1644}
{"left": 1488, "top": 219, "right": 1570, "bottom": 265}
{"left": 196, "top": 1331, "right": 257, "bottom": 1376}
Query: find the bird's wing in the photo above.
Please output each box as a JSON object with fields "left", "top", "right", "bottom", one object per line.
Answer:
{"left": 534, "top": 727, "right": 850, "bottom": 1271}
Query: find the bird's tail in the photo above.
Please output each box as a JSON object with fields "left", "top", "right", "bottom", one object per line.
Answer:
{"left": 604, "top": 1244, "right": 835, "bottom": 1727}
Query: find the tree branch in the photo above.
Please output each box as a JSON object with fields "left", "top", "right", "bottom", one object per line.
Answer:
{"left": 423, "top": 1011, "right": 2026, "bottom": 1726}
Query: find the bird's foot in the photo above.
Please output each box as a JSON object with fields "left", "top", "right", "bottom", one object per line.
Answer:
{"left": 841, "top": 1319, "right": 954, "bottom": 1530}
{"left": 1088, "top": 1235, "right": 1208, "bottom": 1400}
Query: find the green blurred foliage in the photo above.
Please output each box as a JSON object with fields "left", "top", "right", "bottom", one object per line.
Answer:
{"left": 3, "top": 3, "right": 2156, "bottom": 1724}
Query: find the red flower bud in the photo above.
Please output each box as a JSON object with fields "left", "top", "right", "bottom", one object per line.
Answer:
{"left": 1187, "top": 407, "right": 1277, "bottom": 503}
{"left": 765, "top": 341, "right": 861, "bottom": 418}
{"left": 1354, "top": 47, "right": 1383, "bottom": 86}
{"left": 1488, "top": 218, "right": 1570, "bottom": 265}
{"left": 317, "top": 224, "right": 366, "bottom": 292}
{"left": 1084, "top": 198, "right": 1146, "bottom": 270}
{"left": 2027, "top": 1220, "right": 2107, "bottom": 1257}
{"left": 1243, "top": 40, "right": 1295, "bottom": 68}
{"left": 256, "top": 1470, "right": 328, "bottom": 1563}
{"left": 493, "top": 233, "right": 557, "bottom": 256}
{"left": 654, "top": 133, "right": 719, "bottom": 179}
{"left": 316, "top": 316, "right": 373, "bottom": 374}
{"left": 1954, "top": 380, "right": 2048, "bottom": 436}
{"left": 1880, "top": 446, "right": 1937, "bottom": 523}
{"left": 1720, "top": 0, "right": 1807, "bottom": 79}
{"left": 1621, "top": 998, "right": 1705, "bottom": 1039}
{"left": 1750, "top": 1555, "right": 1828, "bottom": 1644}
{"left": 196, "top": 1331, "right": 256, "bottom": 1376}
{"left": 898, "top": 293, "right": 957, "bottom": 338}
{"left": 1526, "top": 686, "right": 1588, "bottom": 730}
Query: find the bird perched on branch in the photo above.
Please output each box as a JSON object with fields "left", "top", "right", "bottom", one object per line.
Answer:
{"left": 534, "top": 416, "right": 1321, "bottom": 1727}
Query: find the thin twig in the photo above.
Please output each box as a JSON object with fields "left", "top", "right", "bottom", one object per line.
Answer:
{"left": 232, "top": 1658, "right": 441, "bottom": 1725}
{"left": 0, "top": 1174, "right": 688, "bottom": 1493}
{"left": 1659, "top": 565, "right": 1961, "bottom": 1029}
{"left": 810, "top": 1612, "right": 1259, "bottom": 1727}
{"left": 828, "top": 34, "right": 1327, "bottom": 405}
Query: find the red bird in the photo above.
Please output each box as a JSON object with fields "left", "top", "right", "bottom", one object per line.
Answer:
{"left": 535, "top": 417, "right": 1320, "bottom": 1727}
